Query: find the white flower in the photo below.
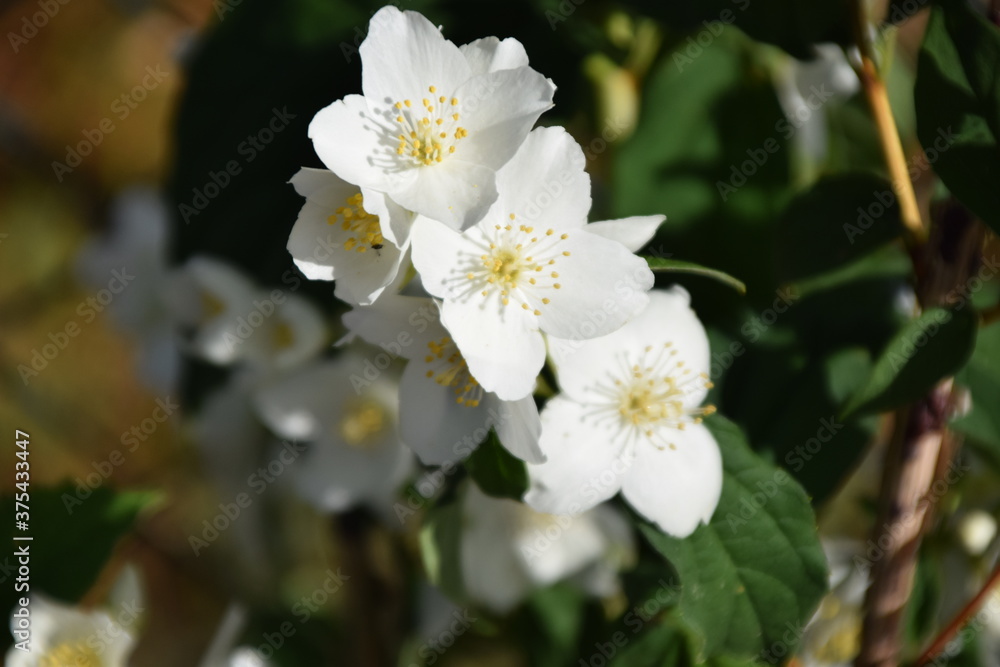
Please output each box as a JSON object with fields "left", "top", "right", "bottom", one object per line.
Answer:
{"left": 309, "top": 6, "right": 556, "bottom": 229}
{"left": 287, "top": 167, "right": 413, "bottom": 306}
{"left": 75, "top": 186, "right": 179, "bottom": 392}
{"left": 411, "top": 126, "right": 657, "bottom": 401}
{"left": 798, "top": 539, "right": 867, "bottom": 667}
{"left": 524, "top": 287, "right": 721, "bottom": 538}
{"left": 6, "top": 568, "right": 144, "bottom": 667}
{"left": 166, "top": 256, "right": 327, "bottom": 371}
{"left": 459, "top": 484, "right": 634, "bottom": 613}
{"left": 252, "top": 350, "right": 413, "bottom": 513}
{"left": 342, "top": 293, "right": 543, "bottom": 464}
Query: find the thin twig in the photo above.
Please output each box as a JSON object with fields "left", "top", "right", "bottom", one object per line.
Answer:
{"left": 849, "top": 0, "right": 927, "bottom": 245}
{"left": 913, "top": 560, "right": 1000, "bottom": 667}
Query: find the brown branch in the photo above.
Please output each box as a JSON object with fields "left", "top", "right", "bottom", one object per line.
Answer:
{"left": 914, "top": 560, "right": 1000, "bottom": 667}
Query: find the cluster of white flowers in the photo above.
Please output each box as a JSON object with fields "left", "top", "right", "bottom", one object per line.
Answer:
{"left": 291, "top": 6, "right": 724, "bottom": 538}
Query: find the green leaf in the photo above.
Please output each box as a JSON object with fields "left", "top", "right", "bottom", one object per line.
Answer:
{"left": 775, "top": 173, "right": 905, "bottom": 283}
{"left": 914, "top": 1, "right": 1000, "bottom": 235}
{"left": 418, "top": 495, "right": 466, "bottom": 602}
{"left": 638, "top": 416, "right": 827, "bottom": 661}
{"left": 464, "top": 429, "right": 529, "bottom": 500}
{"left": 842, "top": 306, "right": 978, "bottom": 417}
{"left": 953, "top": 321, "right": 1000, "bottom": 468}
{"left": 1, "top": 485, "right": 157, "bottom": 614}
{"left": 643, "top": 257, "right": 747, "bottom": 295}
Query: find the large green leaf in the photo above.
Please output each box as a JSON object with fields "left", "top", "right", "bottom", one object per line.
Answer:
{"left": 0, "top": 485, "right": 157, "bottom": 620}
{"left": 842, "top": 306, "right": 978, "bottom": 417}
{"left": 639, "top": 416, "right": 827, "bottom": 660}
{"left": 464, "top": 429, "right": 529, "bottom": 500}
{"left": 914, "top": 1, "right": 1000, "bottom": 235}
{"left": 953, "top": 321, "right": 1000, "bottom": 468}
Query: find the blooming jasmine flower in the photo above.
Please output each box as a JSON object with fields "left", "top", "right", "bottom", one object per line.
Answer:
{"left": 342, "top": 293, "right": 543, "bottom": 464}
{"left": 166, "top": 256, "right": 326, "bottom": 372}
{"left": 252, "top": 351, "right": 413, "bottom": 513}
{"left": 309, "top": 6, "right": 556, "bottom": 229}
{"left": 459, "top": 484, "right": 634, "bottom": 613}
{"left": 525, "top": 287, "right": 721, "bottom": 537}
{"left": 287, "top": 167, "right": 413, "bottom": 306}
{"left": 411, "top": 126, "right": 656, "bottom": 401}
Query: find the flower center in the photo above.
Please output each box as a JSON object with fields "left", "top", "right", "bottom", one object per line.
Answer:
{"left": 393, "top": 85, "right": 467, "bottom": 167}
{"left": 423, "top": 336, "right": 482, "bottom": 407}
{"left": 40, "top": 641, "right": 102, "bottom": 667}
{"left": 328, "top": 193, "right": 384, "bottom": 253}
{"left": 460, "top": 215, "right": 569, "bottom": 316}
{"left": 337, "top": 398, "right": 388, "bottom": 449}
{"left": 587, "top": 344, "right": 715, "bottom": 451}
{"left": 271, "top": 321, "right": 295, "bottom": 350}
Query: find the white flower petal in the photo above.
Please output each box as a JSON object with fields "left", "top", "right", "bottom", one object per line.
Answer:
{"left": 342, "top": 294, "right": 442, "bottom": 361}
{"left": 253, "top": 364, "right": 347, "bottom": 440}
{"left": 535, "top": 231, "right": 652, "bottom": 339}
{"left": 514, "top": 511, "right": 608, "bottom": 587}
{"left": 439, "top": 297, "right": 543, "bottom": 401}
{"left": 524, "top": 397, "right": 628, "bottom": 516}
{"left": 266, "top": 293, "right": 328, "bottom": 369}
{"left": 460, "top": 37, "right": 530, "bottom": 75}
{"left": 398, "top": 359, "right": 491, "bottom": 465}
{"left": 494, "top": 394, "right": 544, "bottom": 464}
{"left": 488, "top": 126, "right": 590, "bottom": 231}
{"left": 391, "top": 159, "right": 498, "bottom": 230}
{"left": 621, "top": 422, "right": 722, "bottom": 538}
{"left": 549, "top": 286, "right": 710, "bottom": 409}
{"left": 360, "top": 187, "right": 415, "bottom": 248}
{"left": 360, "top": 6, "right": 471, "bottom": 110}
{"left": 295, "top": 432, "right": 407, "bottom": 513}
{"left": 586, "top": 215, "right": 665, "bottom": 252}
{"left": 452, "top": 67, "right": 556, "bottom": 173}
{"left": 309, "top": 94, "right": 398, "bottom": 192}
{"left": 460, "top": 485, "right": 533, "bottom": 613}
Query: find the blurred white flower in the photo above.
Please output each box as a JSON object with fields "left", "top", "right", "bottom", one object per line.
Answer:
{"left": 198, "top": 603, "right": 271, "bottom": 667}
{"left": 460, "top": 484, "right": 634, "bottom": 613}
{"left": 776, "top": 43, "right": 859, "bottom": 166}
{"left": 411, "top": 127, "right": 656, "bottom": 401}
{"left": 798, "top": 538, "right": 868, "bottom": 667}
{"left": 252, "top": 350, "right": 413, "bottom": 513}
{"left": 166, "top": 256, "right": 326, "bottom": 372}
{"left": 75, "top": 186, "right": 179, "bottom": 393}
{"left": 525, "top": 287, "right": 720, "bottom": 538}
{"left": 309, "top": 6, "right": 556, "bottom": 229}
{"left": 7, "top": 567, "right": 144, "bottom": 667}
{"left": 287, "top": 168, "right": 413, "bottom": 306}
{"left": 342, "top": 293, "right": 543, "bottom": 465}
